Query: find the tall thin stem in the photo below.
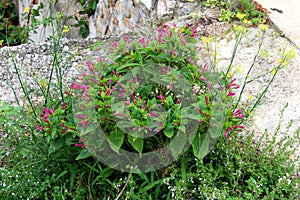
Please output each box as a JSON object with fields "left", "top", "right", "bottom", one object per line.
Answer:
{"left": 225, "top": 32, "right": 243, "bottom": 79}
{"left": 234, "top": 32, "right": 266, "bottom": 110}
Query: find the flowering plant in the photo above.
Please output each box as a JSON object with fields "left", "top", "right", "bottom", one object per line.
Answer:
{"left": 35, "top": 96, "right": 82, "bottom": 155}
{"left": 71, "top": 24, "right": 245, "bottom": 163}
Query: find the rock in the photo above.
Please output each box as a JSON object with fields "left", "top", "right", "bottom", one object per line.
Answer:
{"left": 88, "top": 0, "right": 150, "bottom": 38}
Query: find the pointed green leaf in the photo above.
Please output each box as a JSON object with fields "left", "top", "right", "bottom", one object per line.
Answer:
{"left": 164, "top": 124, "right": 174, "bottom": 138}
{"left": 128, "top": 135, "right": 143, "bottom": 154}
{"left": 192, "top": 133, "right": 209, "bottom": 162}
{"left": 107, "top": 129, "right": 125, "bottom": 153}
{"left": 76, "top": 149, "right": 91, "bottom": 160}
{"left": 48, "top": 136, "right": 65, "bottom": 155}
{"left": 170, "top": 133, "right": 187, "bottom": 158}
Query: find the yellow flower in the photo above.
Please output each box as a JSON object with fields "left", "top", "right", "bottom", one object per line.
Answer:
{"left": 248, "top": 94, "right": 253, "bottom": 101}
{"left": 235, "top": 67, "right": 244, "bottom": 74}
{"left": 191, "top": 13, "right": 198, "bottom": 18}
{"left": 242, "top": 19, "right": 251, "bottom": 26}
{"left": 62, "top": 25, "right": 70, "bottom": 33}
{"left": 78, "top": 63, "right": 83, "bottom": 68}
{"left": 201, "top": 36, "right": 213, "bottom": 44}
{"left": 39, "top": 78, "right": 47, "bottom": 87}
{"left": 233, "top": 25, "right": 245, "bottom": 32}
{"left": 271, "top": 68, "right": 277, "bottom": 75}
{"left": 258, "top": 24, "right": 268, "bottom": 31}
{"left": 277, "top": 57, "right": 284, "bottom": 64}
{"left": 0, "top": 40, "right": 3, "bottom": 46}
{"left": 180, "top": 27, "right": 185, "bottom": 33}
{"left": 236, "top": 12, "right": 246, "bottom": 20}
{"left": 260, "top": 49, "right": 269, "bottom": 58}
{"left": 285, "top": 49, "right": 296, "bottom": 60}
{"left": 23, "top": 6, "right": 30, "bottom": 13}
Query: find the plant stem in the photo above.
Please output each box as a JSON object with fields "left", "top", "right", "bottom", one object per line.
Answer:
{"left": 234, "top": 32, "right": 266, "bottom": 111}
{"left": 8, "top": 51, "right": 38, "bottom": 119}
{"left": 225, "top": 32, "right": 243, "bottom": 79}
{"left": 115, "top": 173, "right": 132, "bottom": 200}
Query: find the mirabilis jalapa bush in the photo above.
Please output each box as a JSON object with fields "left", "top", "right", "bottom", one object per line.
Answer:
{"left": 71, "top": 24, "right": 245, "bottom": 167}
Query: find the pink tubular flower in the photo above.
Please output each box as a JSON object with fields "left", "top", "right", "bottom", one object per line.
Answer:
{"left": 232, "top": 109, "right": 245, "bottom": 119}
{"left": 86, "top": 61, "right": 94, "bottom": 67}
{"left": 111, "top": 42, "right": 118, "bottom": 47}
{"left": 205, "top": 96, "right": 210, "bottom": 106}
{"left": 41, "top": 113, "right": 49, "bottom": 121}
{"left": 125, "top": 97, "right": 131, "bottom": 106}
{"left": 207, "top": 84, "right": 211, "bottom": 92}
{"left": 90, "top": 77, "right": 98, "bottom": 84}
{"left": 70, "top": 82, "right": 89, "bottom": 94}
{"left": 147, "top": 111, "right": 159, "bottom": 117}
{"left": 106, "top": 88, "right": 114, "bottom": 96}
{"left": 191, "top": 26, "right": 197, "bottom": 37}
{"left": 226, "top": 78, "right": 240, "bottom": 90}
{"left": 75, "top": 114, "right": 85, "bottom": 120}
{"left": 227, "top": 92, "right": 236, "bottom": 97}
{"left": 169, "top": 82, "right": 173, "bottom": 90}
{"left": 36, "top": 126, "right": 44, "bottom": 131}
{"left": 231, "top": 125, "right": 245, "bottom": 131}
{"left": 224, "top": 125, "right": 245, "bottom": 139}
{"left": 75, "top": 143, "right": 85, "bottom": 148}
{"left": 224, "top": 129, "right": 230, "bottom": 139}
{"left": 61, "top": 102, "right": 67, "bottom": 109}
{"left": 42, "top": 106, "right": 54, "bottom": 115}
{"left": 157, "top": 94, "right": 165, "bottom": 101}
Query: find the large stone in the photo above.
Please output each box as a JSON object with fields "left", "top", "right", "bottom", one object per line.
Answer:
{"left": 88, "top": 0, "right": 150, "bottom": 38}
{"left": 13, "top": 0, "right": 197, "bottom": 42}
{"left": 14, "top": 0, "right": 83, "bottom": 43}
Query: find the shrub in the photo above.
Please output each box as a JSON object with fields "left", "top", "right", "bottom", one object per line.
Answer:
{"left": 71, "top": 24, "right": 245, "bottom": 173}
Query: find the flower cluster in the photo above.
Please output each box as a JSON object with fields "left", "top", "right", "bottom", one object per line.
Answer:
{"left": 71, "top": 23, "right": 245, "bottom": 161}
{"left": 36, "top": 101, "right": 74, "bottom": 141}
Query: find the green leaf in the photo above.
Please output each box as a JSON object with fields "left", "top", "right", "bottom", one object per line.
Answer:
{"left": 128, "top": 135, "right": 143, "bottom": 154}
{"left": 181, "top": 106, "right": 202, "bottom": 120}
{"left": 76, "top": 148, "right": 91, "bottom": 160}
{"left": 48, "top": 136, "right": 65, "bottom": 154}
{"left": 54, "top": 170, "right": 68, "bottom": 183}
{"left": 192, "top": 133, "right": 209, "bottom": 162}
{"left": 165, "top": 96, "right": 174, "bottom": 105}
{"left": 139, "top": 180, "right": 163, "bottom": 193}
{"left": 170, "top": 133, "right": 187, "bottom": 158}
{"left": 51, "top": 128, "right": 57, "bottom": 138}
{"left": 116, "top": 120, "right": 137, "bottom": 129}
{"left": 107, "top": 129, "right": 125, "bottom": 153}
{"left": 116, "top": 63, "right": 141, "bottom": 73}
{"left": 164, "top": 124, "right": 174, "bottom": 138}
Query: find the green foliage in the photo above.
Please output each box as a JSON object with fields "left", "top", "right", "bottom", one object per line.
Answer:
{"left": 237, "top": 0, "right": 267, "bottom": 25}
{"left": 74, "top": 0, "right": 98, "bottom": 38}
{"left": 205, "top": 0, "right": 268, "bottom": 25}
{"left": 156, "top": 108, "right": 300, "bottom": 199}
{"left": 71, "top": 25, "right": 244, "bottom": 162}
{"left": 0, "top": 0, "right": 29, "bottom": 46}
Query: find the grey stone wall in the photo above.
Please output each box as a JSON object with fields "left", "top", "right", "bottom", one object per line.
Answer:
{"left": 13, "top": 0, "right": 194, "bottom": 43}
